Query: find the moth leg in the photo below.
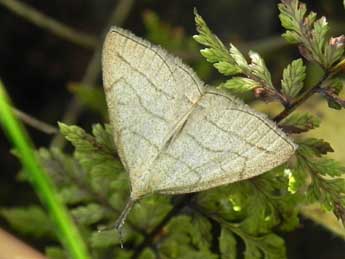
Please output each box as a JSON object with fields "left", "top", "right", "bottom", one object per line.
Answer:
{"left": 97, "top": 197, "right": 136, "bottom": 248}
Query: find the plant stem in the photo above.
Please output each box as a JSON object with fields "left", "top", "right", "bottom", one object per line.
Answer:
{"left": 273, "top": 86, "right": 318, "bottom": 123}
{"left": 0, "top": 81, "right": 91, "bottom": 259}
{"left": 0, "top": 0, "right": 97, "bottom": 49}
{"left": 12, "top": 108, "right": 58, "bottom": 134}
{"left": 274, "top": 73, "right": 329, "bottom": 123}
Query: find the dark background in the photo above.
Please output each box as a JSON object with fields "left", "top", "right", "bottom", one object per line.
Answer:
{"left": 0, "top": 0, "right": 345, "bottom": 258}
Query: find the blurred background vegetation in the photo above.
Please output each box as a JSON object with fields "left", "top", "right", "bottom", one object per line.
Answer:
{"left": 0, "top": 0, "right": 344, "bottom": 258}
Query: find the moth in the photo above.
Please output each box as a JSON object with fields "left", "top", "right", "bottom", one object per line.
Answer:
{"left": 101, "top": 26, "right": 297, "bottom": 232}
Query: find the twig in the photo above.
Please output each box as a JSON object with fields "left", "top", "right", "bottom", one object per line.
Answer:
{"left": 0, "top": 0, "right": 97, "bottom": 49}
{"left": 317, "top": 87, "right": 345, "bottom": 108}
{"left": 273, "top": 86, "right": 318, "bottom": 123}
{"left": 274, "top": 73, "right": 329, "bottom": 123}
{"left": 50, "top": 0, "right": 134, "bottom": 148}
{"left": 11, "top": 108, "right": 58, "bottom": 134}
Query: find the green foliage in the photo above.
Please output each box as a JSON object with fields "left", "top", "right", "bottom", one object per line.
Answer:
{"left": 229, "top": 44, "right": 249, "bottom": 72}
{"left": 194, "top": 9, "right": 241, "bottom": 77}
{"left": 278, "top": 0, "right": 344, "bottom": 69}
{"left": 0, "top": 206, "right": 54, "bottom": 238}
{"left": 55, "top": 124, "right": 302, "bottom": 258}
{"left": 219, "top": 228, "right": 237, "bottom": 259}
{"left": 296, "top": 138, "right": 345, "bottom": 215}
{"left": 280, "top": 113, "right": 320, "bottom": 133}
{"left": 248, "top": 51, "right": 274, "bottom": 89}
{"left": 2, "top": 121, "right": 303, "bottom": 259}
{"left": 2, "top": 1, "right": 345, "bottom": 259}
{"left": 191, "top": 1, "right": 345, "bottom": 257}
{"left": 281, "top": 59, "right": 306, "bottom": 98}
{"left": 221, "top": 77, "right": 258, "bottom": 94}
{"left": 297, "top": 138, "right": 333, "bottom": 157}
{"left": 194, "top": 10, "right": 284, "bottom": 101}
{"left": 196, "top": 165, "right": 300, "bottom": 259}
{"left": 321, "top": 76, "right": 345, "bottom": 110}
{"left": 159, "top": 215, "right": 217, "bottom": 259}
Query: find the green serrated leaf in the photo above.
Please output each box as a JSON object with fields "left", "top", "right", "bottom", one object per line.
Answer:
{"left": 200, "top": 48, "right": 227, "bottom": 63}
{"left": 59, "top": 186, "right": 91, "bottom": 205}
{"left": 197, "top": 184, "right": 248, "bottom": 223}
{"left": 328, "top": 99, "right": 343, "bottom": 110}
{"left": 278, "top": 0, "right": 342, "bottom": 68}
{"left": 312, "top": 17, "right": 328, "bottom": 54}
{"left": 59, "top": 123, "right": 98, "bottom": 154}
{"left": 278, "top": 0, "right": 306, "bottom": 32}
{"left": 90, "top": 229, "right": 123, "bottom": 248}
{"left": 249, "top": 51, "right": 273, "bottom": 88}
{"left": 0, "top": 206, "right": 54, "bottom": 239}
{"left": 281, "top": 31, "right": 300, "bottom": 44}
{"left": 327, "top": 77, "right": 345, "bottom": 95}
{"left": 159, "top": 215, "right": 216, "bottom": 258}
{"left": 324, "top": 36, "right": 345, "bottom": 69}
{"left": 89, "top": 163, "right": 125, "bottom": 195}
{"left": 215, "top": 214, "right": 287, "bottom": 259}
{"left": 281, "top": 59, "right": 306, "bottom": 98}
{"left": 59, "top": 123, "right": 122, "bottom": 174}
{"left": 219, "top": 227, "right": 237, "bottom": 259}
{"left": 296, "top": 138, "right": 334, "bottom": 157}
{"left": 309, "top": 158, "right": 345, "bottom": 178}
{"left": 214, "top": 61, "right": 242, "bottom": 76}
{"left": 194, "top": 9, "right": 228, "bottom": 53}
{"left": 243, "top": 233, "right": 286, "bottom": 259}
{"left": 230, "top": 44, "right": 248, "bottom": 71}
{"left": 221, "top": 77, "right": 258, "bottom": 94}
{"left": 280, "top": 113, "right": 320, "bottom": 133}
{"left": 191, "top": 215, "right": 213, "bottom": 248}
{"left": 38, "top": 147, "right": 79, "bottom": 187}
{"left": 129, "top": 195, "right": 172, "bottom": 232}
{"left": 308, "top": 175, "right": 345, "bottom": 214}
{"left": 92, "top": 124, "right": 116, "bottom": 154}
{"left": 71, "top": 203, "right": 108, "bottom": 225}
{"left": 296, "top": 145, "right": 345, "bottom": 224}
{"left": 193, "top": 9, "right": 242, "bottom": 80}
{"left": 193, "top": 35, "right": 211, "bottom": 47}
{"left": 305, "top": 11, "right": 317, "bottom": 27}
{"left": 199, "top": 166, "right": 299, "bottom": 236}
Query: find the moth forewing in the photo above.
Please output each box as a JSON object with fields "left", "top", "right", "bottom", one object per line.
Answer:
{"left": 101, "top": 26, "right": 297, "bottom": 235}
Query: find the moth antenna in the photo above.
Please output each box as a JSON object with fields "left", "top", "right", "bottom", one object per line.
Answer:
{"left": 97, "top": 197, "right": 136, "bottom": 248}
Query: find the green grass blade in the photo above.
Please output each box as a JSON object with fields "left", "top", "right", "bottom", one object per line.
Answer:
{"left": 0, "top": 80, "right": 90, "bottom": 259}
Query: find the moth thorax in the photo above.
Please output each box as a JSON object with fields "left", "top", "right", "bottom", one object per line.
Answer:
{"left": 129, "top": 169, "right": 153, "bottom": 200}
